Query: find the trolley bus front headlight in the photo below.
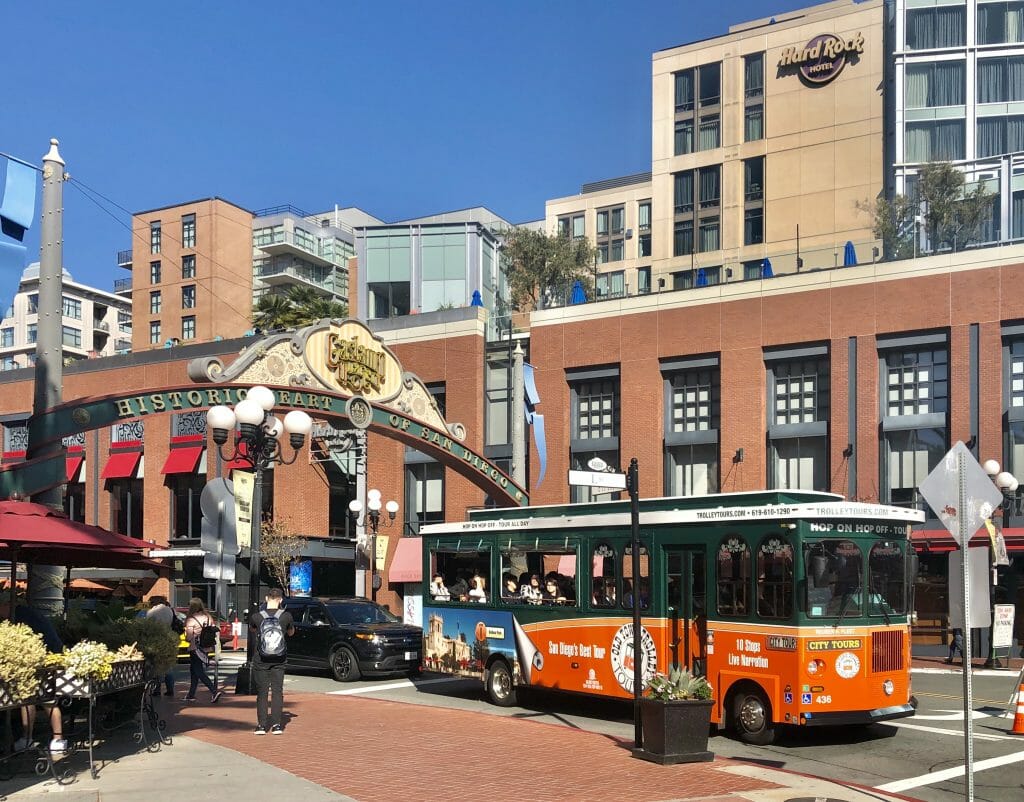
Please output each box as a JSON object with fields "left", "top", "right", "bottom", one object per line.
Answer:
{"left": 807, "top": 658, "right": 825, "bottom": 676}
{"left": 882, "top": 679, "right": 895, "bottom": 696}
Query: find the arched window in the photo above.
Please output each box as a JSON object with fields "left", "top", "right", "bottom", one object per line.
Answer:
{"left": 592, "top": 543, "right": 617, "bottom": 607}
{"left": 716, "top": 536, "right": 750, "bottom": 616}
{"left": 756, "top": 536, "right": 793, "bottom": 619}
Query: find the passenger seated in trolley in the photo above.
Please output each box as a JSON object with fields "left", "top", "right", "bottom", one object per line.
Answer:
{"left": 592, "top": 577, "right": 609, "bottom": 605}
{"left": 541, "top": 575, "right": 567, "bottom": 605}
{"left": 468, "top": 573, "right": 488, "bottom": 603}
{"left": 520, "top": 574, "right": 543, "bottom": 604}
{"left": 501, "top": 574, "right": 520, "bottom": 602}
{"left": 429, "top": 573, "right": 450, "bottom": 602}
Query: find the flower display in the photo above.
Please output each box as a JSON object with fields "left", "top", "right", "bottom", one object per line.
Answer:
{"left": 0, "top": 621, "right": 48, "bottom": 704}
{"left": 645, "top": 667, "right": 713, "bottom": 701}
{"left": 46, "top": 640, "right": 115, "bottom": 681}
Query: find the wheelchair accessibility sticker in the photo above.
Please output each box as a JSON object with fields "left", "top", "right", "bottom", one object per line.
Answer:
{"left": 801, "top": 692, "right": 812, "bottom": 704}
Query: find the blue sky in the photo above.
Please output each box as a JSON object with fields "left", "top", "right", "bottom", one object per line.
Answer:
{"left": 1, "top": 0, "right": 811, "bottom": 297}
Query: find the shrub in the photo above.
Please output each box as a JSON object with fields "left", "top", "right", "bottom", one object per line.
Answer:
{"left": 645, "top": 667, "right": 713, "bottom": 701}
{"left": 0, "top": 621, "right": 48, "bottom": 702}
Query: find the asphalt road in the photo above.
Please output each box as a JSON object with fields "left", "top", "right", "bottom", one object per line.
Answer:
{"left": 209, "top": 653, "right": 1024, "bottom": 802}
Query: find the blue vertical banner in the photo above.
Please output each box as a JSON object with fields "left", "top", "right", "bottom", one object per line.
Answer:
{"left": 0, "top": 155, "right": 38, "bottom": 312}
{"left": 289, "top": 558, "right": 313, "bottom": 597}
{"left": 523, "top": 362, "right": 546, "bottom": 487}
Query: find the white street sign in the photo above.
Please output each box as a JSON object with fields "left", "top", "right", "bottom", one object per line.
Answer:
{"left": 918, "top": 441, "right": 1003, "bottom": 546}
{"left": 568, "top": 470, "right": 627, "bottom": 490}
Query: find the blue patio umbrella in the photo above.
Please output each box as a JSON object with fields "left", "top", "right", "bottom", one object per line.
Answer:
{"left": 695, "top": 268, "right": 708, "bottom": 287}
{"left": 470, "top": 289, "right": 484, "bottom": 307}
{"left": 570, "top": 279, "right": 587, "bottom": 305}
{"left": 761, "top": 258, "right": 774, "bottom": 278}
{"left": 843, "top": 240, "right": 858, "bottom": 267}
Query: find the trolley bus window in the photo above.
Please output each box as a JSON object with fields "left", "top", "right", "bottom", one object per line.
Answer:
{"left": 430, "top": 549, "right": 490, "bottom": 603}
{"left": 756, "top": 536, "right": 793, "bottom": 619}
{"left": 867, "top": 541, "right": 906, "bottom": 616}
{"left": 805, "top": 539, "right": 863, "bottom": 618}
{"left": 716, "top": 536, "right": 750, "bottom": 616}
{"left": 500, "top": 547, "right": 578, "bottom": 607}
{"left": 622, "top": 543, "right": 649, "bottom": 610}
{"left": 591, "top": 543, "right": 617, "bottom": 607}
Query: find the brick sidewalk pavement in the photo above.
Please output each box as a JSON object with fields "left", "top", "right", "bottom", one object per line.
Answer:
{"left": 171, "top": 693, "right": 782, "bottom": 802}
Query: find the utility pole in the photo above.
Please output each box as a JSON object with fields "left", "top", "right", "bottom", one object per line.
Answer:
{"left": 25, "top": 140, "right": 67, "bottom": 614}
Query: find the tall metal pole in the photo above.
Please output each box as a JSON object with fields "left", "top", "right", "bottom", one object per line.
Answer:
{"left": 512, "top": 341, "right": 525, "bottom": 486}
{"left": 628, "top": 458, "right": 642, "bottom": 748}
{"left": 958, "top": 451, "right": 975, "bottom": 802}
{"left": 246, "top": 461, "right": 264, "bottom": 669}
{"left": 26, "top": 139, "right": 67, "bottom": 615}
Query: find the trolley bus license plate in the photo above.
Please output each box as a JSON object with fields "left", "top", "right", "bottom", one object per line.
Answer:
{"left": 405, "top": 651, "right": 418, "bottom": 661}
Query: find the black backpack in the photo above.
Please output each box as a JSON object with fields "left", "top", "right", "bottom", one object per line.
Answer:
{"left": 257, "top": 609, "right": 287, "bottom": 660}
{"left": 171, "top": 614, "right": 185, "bottom": 635}
{"left": 196, "top": 617, "right": 219, "bottom": 650}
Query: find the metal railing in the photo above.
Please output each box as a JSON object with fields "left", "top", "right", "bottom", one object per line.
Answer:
{"left": 113, "top": 277, "right": 132, "bottom": 293}
{"left": 116, "top": 249, "right": 132, "bottom": 266}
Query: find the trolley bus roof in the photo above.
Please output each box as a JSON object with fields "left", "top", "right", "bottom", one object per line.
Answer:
{"left": 422, "top": 491, "right": 924, "bottom": 536}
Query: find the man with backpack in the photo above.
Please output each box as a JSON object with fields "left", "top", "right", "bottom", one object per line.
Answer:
{"left": 248, "top": 588, "right": 294, "bottom": 735}
{"left": 145, "top": 595, "right": 178, "bottom": 696}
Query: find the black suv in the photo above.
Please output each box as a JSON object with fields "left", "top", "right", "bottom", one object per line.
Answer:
{"left": 281, "top": 596, "right": 422, "bottom": 682}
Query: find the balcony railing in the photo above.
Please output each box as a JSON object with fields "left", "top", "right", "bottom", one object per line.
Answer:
{"left": 114, "top": 338, "right": 131, "bottom": 352}
{"left": 113, "top": 277, "right": 132, "bottom": 293}
{"left": 94, "top": 321, "right": 110, "bottom": 333}
{"left": 116, "top": 249, "right": 132, "bottom": 267}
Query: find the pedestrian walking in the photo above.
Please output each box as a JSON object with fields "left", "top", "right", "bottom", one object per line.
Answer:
{"left": 946, "top": 626, "right": 964, "bottom": 664}
{"left": 248, "top": 588, "right": 294, "bottom": 735}
{"left": 145, "top": 595, "right": 177, "bottom": 696}
{"left": 184, "top": 598, "right": 222, "bottom": 702}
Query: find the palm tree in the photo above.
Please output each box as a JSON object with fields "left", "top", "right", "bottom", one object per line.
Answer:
{"left": 285, "top": 287, "right": 347, "bottom": 326}
{"left": 252, "top": 294, "right": 294, "bottom": 332}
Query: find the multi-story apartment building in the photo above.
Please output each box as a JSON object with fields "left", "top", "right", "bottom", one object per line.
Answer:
{"left": 547, "top": 0, "right": 885, "bottom": 296}
{"left": 0, "top": 263, "right": 131, "bottom": 371}
{"left": 125, "top": 198, "right": 254, "bottom": 351}
{"left": 252, "top": 205, "right": 381, "bottom": 305}
{"left": 891, "top": 0, "right": 1024, "bottom": 244}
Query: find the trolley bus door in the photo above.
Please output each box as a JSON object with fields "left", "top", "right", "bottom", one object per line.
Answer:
{"left": 664, "top": 547, "right": 707, "bottom": 676}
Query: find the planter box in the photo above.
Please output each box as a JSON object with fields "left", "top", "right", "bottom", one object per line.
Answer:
{"left": 0, "top": 668, "right": 57, "bottom": 710}
{"left": 633, "top": 698, "right": 715, "bottom": 765}
{"left": 51, "top": 659, "right": 147, "bottom": 698}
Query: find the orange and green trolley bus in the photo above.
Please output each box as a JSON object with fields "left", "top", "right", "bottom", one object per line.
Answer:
{"left": 419, "top": 489, "right": 921, "bottom": 744}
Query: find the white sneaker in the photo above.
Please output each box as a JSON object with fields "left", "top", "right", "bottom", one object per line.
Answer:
{"left": 49, "top": 739, "right": 68, "bottom": 754}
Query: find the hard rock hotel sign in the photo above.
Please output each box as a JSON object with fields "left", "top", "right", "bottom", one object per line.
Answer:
{"left": 15, "top": 320, "right": 528, "bottom": 507}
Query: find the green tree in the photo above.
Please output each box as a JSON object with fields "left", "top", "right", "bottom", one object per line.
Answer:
{"left": 252, "top": 286, "right": 348, "bottom": 331}
{"left": 252, "top": 294, "right": 294, "bottom": 331}
{"left": 500, "top": 228, "right": 597, "bottom": 312}
{"left": 863, "top": 162, "right": 994, "bottom": 259}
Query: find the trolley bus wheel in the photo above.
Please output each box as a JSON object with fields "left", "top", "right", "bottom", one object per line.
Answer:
{"left": 732, "top": 688, "right": 776, "bottom": 745}
{"left": 486, "top": 659, "right": 517, "bottom": 707}
{"left": 330, "top": 647, "right": 362, "bottom": 682}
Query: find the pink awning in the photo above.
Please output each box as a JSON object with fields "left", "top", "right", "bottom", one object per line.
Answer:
{"left": 387, "top": 537, "right": 422, "bottom": 584}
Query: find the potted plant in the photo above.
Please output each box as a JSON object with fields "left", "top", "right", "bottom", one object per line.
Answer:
{"left": 634, "top": 666, "right": 715, "bottom": 765}
{"left": 0, "top": 621, "right": 49, "bottom": 708}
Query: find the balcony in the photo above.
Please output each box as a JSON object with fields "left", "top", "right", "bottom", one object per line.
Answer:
{"left": 254, "top": 229, "right": 350, "bottom": 268}
{"left": 113, "top": 277, "right": 132, "bottom": 295}
{"left": 256, "top": 264, "right": 338, "bottom": 294}
{"left": 117, "top": 249, "right": 132, "bottom": 269}
{"left": 114, "top": 338, "right": 131, "bottom": 352}
{"left": 93, "top": 320, "right": 110, "bottom": 333}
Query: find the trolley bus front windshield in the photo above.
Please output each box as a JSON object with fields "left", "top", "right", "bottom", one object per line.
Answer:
{"left": 804, "top": 539, "right": 907, "bottom": 621}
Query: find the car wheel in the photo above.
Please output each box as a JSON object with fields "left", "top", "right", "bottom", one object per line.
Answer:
{"left": 731, "top": 687, "right": 776, "bottom": 745}
{"left": 330, "top": 647, "right": 362, "bottom": 682}
{"left": 486, "top": 659, "right": 517, "bottom": 707}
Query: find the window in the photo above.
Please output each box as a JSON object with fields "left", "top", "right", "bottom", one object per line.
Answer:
{"left": 698, "top": 165, "right": 721, "bottom": 209}
{"left": 868, "top": 541, "right": 907, "bottom": 616}
{"left": 664, "top": 360, "right": 720, "bottom": 495}
{"left": 591, "top": 543, "right": 618, "bottom": 607}
{"left": 743, "top": 260, "right": 763, "bottom": 281}
{"left": 61, "top": 326, "right": 81, "bottom": 348}
{"left": 181, "top": 214, "right": 196, "bottom": 249}
{"left": 698, "top": 113, "right": 720, "bottom": 151}
{"left": 637, "top": 266, "right": 651, "bottom": 295}
{"left": 905, "top": 62, "right": 965, "bottom": 108}
{"left": 744, "top": 157, "right": 764, "bottom": 201}
{"left": 674, "top": 119, "right": 694, "bottom": 155}
{"left": 978, "top": 2, "right": 1024, "bottom": 45}
{"left": 556, "top": 213, "right": 585, "bottom": 240}
{"left": 757, "top": 537, "right": 794, "bottom": 619}
{"left": 117, "top": 310, "right": 131, "bottom": 332}
{"left": 149, "top": 291, "right": 161, "bottom": 314}
{"left": 1, "top": 356, "right": 14, "bottom": 371}
{"left": 881, "top": 341, "right": 949, "bottom": 512}
{"left": 62, "top": 296, "right": 82, "bottom": 319}
{"left": 64, "top": 481, "right": 85, "bottom": 523}
{"left": 569, "top": 373, "right": 620, "bottom": 503}
{"left": 405, "top": 462, "right": 444, "bottom": 534}
{"left": 27, "top": 294, "right": 38, "bottom": 314}
{"left": 906, "top": 6, "right": 966, "bottom": 49}
{"left": 182, "top": 254, "right": 196, "bottom": 279}
{"left": 368, "top": 282, "right": 411, "bottom": 319}
{"left": 698, "top": 216, "right": 720, "bottom": 252}
{"left": 673, "top": 220, "right": 694, "bottom": 257}
{"left": 0, "top": 328, "right": 12, "bottom": 347}
{"left": 805, "top": 540, "right": 863, "bottom": 618}
{"left": 638, "top": 202, "right": 651, "bottom": 231}
{"left": 170, "top": 473, "right": 204, "bottom": 539}
{"left": 674, "top": 70, "right": 694, "bottom": 111}
{"left": 744, "top": 52, "right": 764, "bottom": 98}
{"left": 500, "top": 546, "right": 577, "bottom": 607}
{"left": 150, "top": 261, "right": 161, "bottom": 284}
{"left": 716, "top": 536, "right": 750, "bottom": 616}
{"left": 27, "top": 324, "right": 37, "bottom": 344}
{"left": 430, "top": 548, "right": 491, "bottom": 604}
{"left": 767, "top": 353, "right": 830, "bottom": 491}
{"left": 595, "top": 206, "right": 625, "bottom": 264}
{"left": 744, "top": 209, "right": 764, "bottom": 246}
{"left": 595, "top": 271, "right": 625, "bottom": 299}
{"left": 1005, "top": 336, "right": 1024, "bottom": 496}
{"left": 673, "top": 171, "right": 694, "bottom": 214}
{"left": 698, "top": 62, "right": 720, "bottom": 106}
{"left": 182, "top": 285, "right": 196, "bottom": 309}
{"left": 977, "top": 115, "right": 1024, "bottom": 158}
{"left": 905, "top": 120, "right": 964, "bottom": 162}
{"left": 182, "top": 316, "right": 196, "bottom": 340}
{"left": 744, "top": 105, "right": 764, "bottom": 142}
{"left": 150, "top": 221, "right": 161, "bottom": 254}
{"left": 621, "top": 543, "right": 649, "bottom": 610}
{"left": 109, "top": 478, "right": 144, "bottom": 538}
{"left": 149, "top": 320, "right": 161, "bottom": 344}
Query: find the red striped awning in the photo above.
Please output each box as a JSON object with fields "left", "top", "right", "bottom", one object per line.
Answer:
{"left": 101, "top": 451, "right": 141, "bottom": 480}
{"left": 161, "top": 446, "right": 203, "bottom": 475}
{"left": 387, "top": 537, "right": 422, "bottom": 583}
{"left": 66, "top": 455, "right": 84, "bottom": 483}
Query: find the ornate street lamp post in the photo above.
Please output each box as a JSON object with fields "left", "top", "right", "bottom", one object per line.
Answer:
{"left": 206, "top": 385, "right": 312, "bottom": 691}
{"left": 348, "top": 489, "right": 398, "bottom": 603}
{"left": 982, "top": 459, "right": 1018, "bottom": 669}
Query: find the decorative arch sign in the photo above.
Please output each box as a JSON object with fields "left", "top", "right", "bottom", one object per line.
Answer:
{"left": 18, "top": 319, "right": 528, "bottom": 507}
{"left": 777, "top": 31, "right": 864, "bottom": 85}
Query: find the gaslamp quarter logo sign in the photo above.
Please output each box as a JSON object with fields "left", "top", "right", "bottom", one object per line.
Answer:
{"left": 778, "top": 32, "right": 864, "bottom": 85}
